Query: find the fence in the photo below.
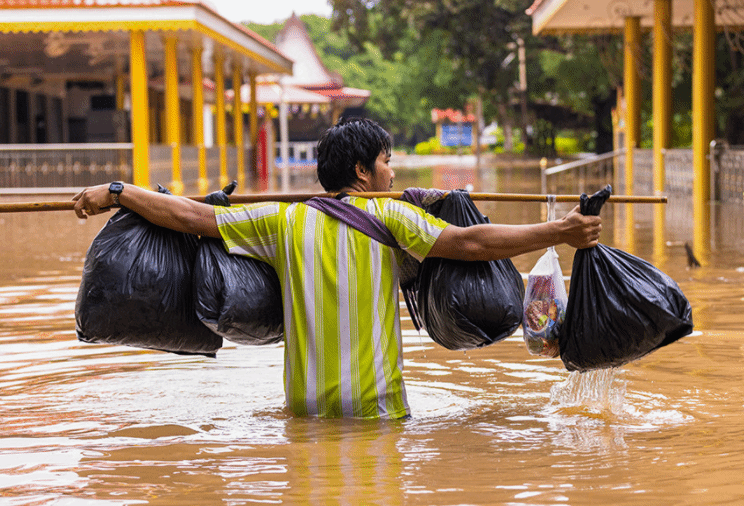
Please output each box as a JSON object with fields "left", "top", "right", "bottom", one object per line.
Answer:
{"left": 0, "top": 143, "right": 132, "bottom": 188}
{"left": 541, "top": 150, "right": 618, "bottom": 195}
{"left": 543, "top": 143, "right": 742, "bottom": 203}
{"left": 0, "top": 142, "right": 322, "bottom": 193}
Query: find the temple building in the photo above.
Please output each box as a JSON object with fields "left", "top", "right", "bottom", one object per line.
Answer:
{"left": 257, "top": 13, "right": 371, "bottom": 143}
{"left": 0, "top": 0, "right": 292, "bottom": 194}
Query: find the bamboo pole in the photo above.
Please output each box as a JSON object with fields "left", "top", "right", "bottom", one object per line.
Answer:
{"left": 0, "top": 192, "right": 667, "bottom": 213}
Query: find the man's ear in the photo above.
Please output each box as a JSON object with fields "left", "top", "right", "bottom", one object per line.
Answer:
{"left": 355, "top": 162, "right": 369, "bottom": 182}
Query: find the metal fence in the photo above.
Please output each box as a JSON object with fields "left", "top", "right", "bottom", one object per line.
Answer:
{"left": 0, "top": 143, "right": 132, "bottom": 188}
{"left": 545, "top": 143, "right": 742, "bottom": 203}
{"left": 541, "top": 150, "right": 618, "bottom": 195}
{"left": 711, "top": 141, "right": 744, "bottom": 202}
{"left": 0, "top": 142, "right": 295, "bottom": 193}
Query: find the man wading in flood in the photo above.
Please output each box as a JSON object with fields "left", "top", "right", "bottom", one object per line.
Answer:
{"left": 73, "top": 117, "right": 602, "bottom": 420}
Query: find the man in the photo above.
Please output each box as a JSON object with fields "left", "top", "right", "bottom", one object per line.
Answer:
{"left": 73, "top": 117, "right": 601, "bottom": 419}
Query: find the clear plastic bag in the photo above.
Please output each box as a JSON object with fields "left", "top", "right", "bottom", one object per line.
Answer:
{"left": 522, "top": 196, "right": 566, "bottom": 358}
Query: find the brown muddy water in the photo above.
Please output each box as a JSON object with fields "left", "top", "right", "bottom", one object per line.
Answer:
{"left": 1, "top": 165, "right": 744, "bottom": 505}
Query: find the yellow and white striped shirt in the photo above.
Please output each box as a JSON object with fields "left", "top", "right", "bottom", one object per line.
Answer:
{"left": 215, "top": 196, "right": 448, "bottom": 419}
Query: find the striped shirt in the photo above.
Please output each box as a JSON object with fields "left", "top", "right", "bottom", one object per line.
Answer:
{"left": 215, "top": 196, "right": 448, "bottom": 419}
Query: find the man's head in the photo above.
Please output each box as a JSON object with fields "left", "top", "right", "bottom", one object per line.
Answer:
{"left": 316, "top": 117, "right": 392, "bottom": 192}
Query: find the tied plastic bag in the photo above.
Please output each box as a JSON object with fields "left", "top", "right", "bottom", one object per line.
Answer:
{"left": 558, "top": 185, "right": 694, "bottom": 372}
{"left": 193, "top": 183, "right": 283, "bottom": 345}
{"left": 523, "top": 247, "right": 567, "bottom": 358}
{"left": 414, "top": 189, "right": 525, "bottom": 350}
{"left": 75, "top": 185, "right": 223, "bottom": 357}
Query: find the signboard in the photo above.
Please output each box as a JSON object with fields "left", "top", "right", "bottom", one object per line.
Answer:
{"left": 441, "top": 124, "right": 472, "bottom": 147}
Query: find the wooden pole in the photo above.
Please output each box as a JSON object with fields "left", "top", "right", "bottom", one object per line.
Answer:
{"left": 0, "top": 192, "right": 668, "bottom": 213}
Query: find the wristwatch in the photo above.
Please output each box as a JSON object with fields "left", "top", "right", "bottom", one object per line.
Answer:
{"left": 109, "top": 181, "right": 124, "bottom": 207}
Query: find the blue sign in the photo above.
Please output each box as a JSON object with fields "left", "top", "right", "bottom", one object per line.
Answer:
{"left": 441, "top": 124, "right": 472, "bottom": 147}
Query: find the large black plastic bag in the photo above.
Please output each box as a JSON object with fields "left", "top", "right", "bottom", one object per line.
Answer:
{"left": 75, "top": 185, "right": 223, "bottom": 357}
{"left": 414, "top": 189, "right": 525, "bottom": 350}
{"left": 558, "top": 185, "right": 693, "bottom": 371}
{"left": 193, "top": 184, "right": 283, "bottom": 346}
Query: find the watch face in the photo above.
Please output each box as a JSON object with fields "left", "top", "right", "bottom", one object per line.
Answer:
{"left": 110, "top": 182, "right": 124, "bottom": 194}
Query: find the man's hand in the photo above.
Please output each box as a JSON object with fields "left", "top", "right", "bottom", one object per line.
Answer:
{"left": 73, "top": 183, "right": 221, "bottom": 238}
{"left": 73, "top": 184, "right": 116, "bottom": 219}
{"left": 559, "top": 205, "right": 602, "bottom": 249}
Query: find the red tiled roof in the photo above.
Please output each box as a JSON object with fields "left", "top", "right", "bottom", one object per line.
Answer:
{"left": 310, "top": 87, "right": 371, "bottom": 100}
{"left": 525, "top": 0, "right": 545, "bottom": 16}
{"left": 431, "top": 108, "right": 475, "bottom": 123}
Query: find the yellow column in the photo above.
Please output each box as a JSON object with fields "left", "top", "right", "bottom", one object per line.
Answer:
{"left": 249, "top": 72, "right": 259, "bottom": 186}
{"left": 693, "top": 0, "right": 715, "bottom": 263}
{"left": 115, "top": 72, "right": 125, "bottom": 111}
{"left": 214, "top": 54, "right": 228, "bottom": 188}
{"left": 164, "top": 35, "right": 183, "bottom": 195}
{"left": 191, "top": 46, "right": 208, "bottom": 194}
{"left": 653, "top": 0, "right": 672, "bottom": 261}
{"left": 624, "top": 16, "right": 642, "bottom": 197}
{"left": 233, "top": 63, "right": 245, "bottom": 190}
{"left": 653, "top": 0, "right": 671, "bottom": 195}
{"left": 129, "top": 30, "right": 150, "bottom": 188}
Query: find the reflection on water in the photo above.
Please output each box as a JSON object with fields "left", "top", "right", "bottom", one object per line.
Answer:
{"left": 2, "top": 167, "right": 744, "bottom": 504}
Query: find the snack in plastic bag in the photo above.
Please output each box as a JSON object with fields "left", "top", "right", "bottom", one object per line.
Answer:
{"left": 557, "top": 185, "right": 694, "bottom": 371}
{"left": 523, "top": 247, "right": 567, "bottom": 358}
{"left": 193, "top": 183, "right": 284, "bottom": 346}
{"left": 75, "top": 185, "right": 223, "bottom": 357}
{"left": 413, "top": 189, "right": 525, "bottom": 350}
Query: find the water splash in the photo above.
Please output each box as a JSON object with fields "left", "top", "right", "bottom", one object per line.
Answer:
{"left": 549, "top": 369, "right": 626, "bottom": 415}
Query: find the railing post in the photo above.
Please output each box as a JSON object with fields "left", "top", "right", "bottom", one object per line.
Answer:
{"left": 540, "top": 157, "right": 547, "bottom": 195}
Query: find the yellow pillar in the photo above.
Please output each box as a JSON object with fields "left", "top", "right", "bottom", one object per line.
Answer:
{"left": 233, "top": 63, "right": 245, "bottom": 190}
{"left": 693, "top": 0, "right": 715, "bottom": 263}
{"left": 653, "top": 0, "right": 671, "bottom": 195}
{"left": 191, "top": 46, "right": 208, "bottom": 195}
{"left": 214, "top": 54, "right": 228, "bottom": 188}
{"left": 164, "top": 35, "right": 183, "bottom": 195}
{"left": 115, "top": 72, "right": 125, "bottom": 111}
{"left": 624, "top": 16, "right": 642, "bottom": 197}
{"left": 249, "top": 72, "right": 259, "bottom": 186}
{"left": 129, "top": 30, "right": 150, "bottom": 188}
{"left": 653, "top": 0, "right": 672, "bottom": 260}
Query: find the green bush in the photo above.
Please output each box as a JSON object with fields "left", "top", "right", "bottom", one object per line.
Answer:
{"left": 554, "top": 136, "right": 580, "bottom": 155}
{"left": 414, "top": 137, "right": 440, "bottom": 155}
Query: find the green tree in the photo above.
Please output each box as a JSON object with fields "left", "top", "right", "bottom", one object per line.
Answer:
{"left": 246, "top": 15, "right": 469, "bottom": 146}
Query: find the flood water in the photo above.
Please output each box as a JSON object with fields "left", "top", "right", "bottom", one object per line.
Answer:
{"left": 2, "top": 164, "right": 744, "bottom": 505}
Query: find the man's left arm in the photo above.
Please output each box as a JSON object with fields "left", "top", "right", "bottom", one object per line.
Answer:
{"left": 73, "top": 183, "right": 220, "bottom": 238}
{"left": 428, "top": 205, "right": 601, "bottom": 261}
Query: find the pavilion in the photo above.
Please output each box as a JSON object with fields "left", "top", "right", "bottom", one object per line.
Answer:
{"left": 527, "top": 0, "right": 744, "bottom": 259}
{"left": 0, "top": 0, "right": 292, "bottom": 194}
{"left": 264, "top": 13, "right": 370, "bottom": 141}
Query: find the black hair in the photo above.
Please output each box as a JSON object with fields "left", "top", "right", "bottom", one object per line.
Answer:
{"left": 316, "top": 117, "right": 392, "bottom": 192}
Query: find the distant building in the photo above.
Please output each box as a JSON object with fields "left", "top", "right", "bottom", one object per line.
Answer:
{"left": 257, "top": 13, "right": 371, "bottom": 143}
{"left": 0, "top": 0, "right": 292, "bottom": 193}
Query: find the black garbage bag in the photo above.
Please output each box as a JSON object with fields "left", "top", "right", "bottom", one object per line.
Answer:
{"left": 413, "top": 189, "right": 525, "bottom": 350}
{"left": 558, "top": 185, "right": 694, "bottom": 371}
{"left": 75, "top": 185, "right": 223, "bottom": 357}
{"left": 193, "top": 183, "right": 283, "bottom": 346}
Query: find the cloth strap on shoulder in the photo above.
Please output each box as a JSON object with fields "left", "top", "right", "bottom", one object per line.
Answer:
{"left": 303, "top": 195, "right": 400, "bottom": 249}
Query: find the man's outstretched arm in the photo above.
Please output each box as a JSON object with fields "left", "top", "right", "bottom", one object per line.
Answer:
{"left": 427, "top": 205, "right": 601, "bottom": 261}
{"left": 73, "top": 183, "right": 221, "bottom": 238}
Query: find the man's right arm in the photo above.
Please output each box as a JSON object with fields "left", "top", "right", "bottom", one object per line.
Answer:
{"left": 73, "top": 183, "right": 221, "bottom": 238}
{"left": 427, "top": 205, "right": 601, "bottom": 261}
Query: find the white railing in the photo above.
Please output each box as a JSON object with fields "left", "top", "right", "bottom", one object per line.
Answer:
{"left": 275, "top": 141, "right": 318, "bottom": 166}
{"left": 541, "top": 150, "right": 621, "bottom": 195}
{"left": 0, "top": 143, "right": 133, "bottom": 188}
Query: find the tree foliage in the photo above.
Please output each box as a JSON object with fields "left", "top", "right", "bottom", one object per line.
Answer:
{"left": 246, "top": 15, "right": 469, "bottom": 145}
